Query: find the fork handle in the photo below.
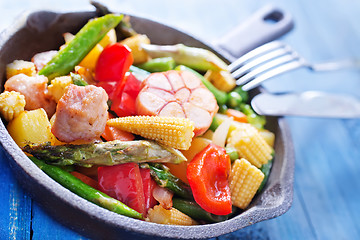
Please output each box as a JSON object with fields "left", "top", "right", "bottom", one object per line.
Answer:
{"left": 215, "top": 4, "right": 294, "bottom": 62}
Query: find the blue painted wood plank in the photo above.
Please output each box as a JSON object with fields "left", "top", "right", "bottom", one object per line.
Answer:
{"left": 0, "top": 150, "right": 32, "bottom": 240}
{"left": 31, "top": 201, "right": 88, "bottom": 240}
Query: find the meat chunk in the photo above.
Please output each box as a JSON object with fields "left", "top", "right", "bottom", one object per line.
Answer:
{"left": 52, "top": 84, "right": 108, "bottom": 142}
{"left": 31, "top": 50, "right": 58, "bottom": 71}
{"left": 4, "top": 73, "right": 56, "bottom": 117}
{"left": 136, "top": 70, "right": 218, "bottom": 136}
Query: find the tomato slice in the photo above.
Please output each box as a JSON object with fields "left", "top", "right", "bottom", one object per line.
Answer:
{"left": 98, "top": 163, "right": 146, "bottom": 216}
{"left": 187, "top": 144, "right": 232, "bottom": 215}
{"left": 95, "top": 43, "right": 133, "bottom": 82}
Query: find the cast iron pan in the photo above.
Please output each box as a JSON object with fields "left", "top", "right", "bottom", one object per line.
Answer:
{"left": 0, "top": 6, "right": 295, "bottom": 240}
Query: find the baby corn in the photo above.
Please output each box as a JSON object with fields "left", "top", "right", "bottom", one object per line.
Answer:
{"left": 146, "top": 205, "right": 197, "bottom": 225}
{"left": 0, "top": 91, "right": 26, "bottom": 122}
{"left": 107, "top": 116, "right": 195, "bottom": 150}
{"left": 226, "top": 123, "right": 272, "bottom": 168}
{"left": 229, "top": 158, "right": 264, "bottom": 209}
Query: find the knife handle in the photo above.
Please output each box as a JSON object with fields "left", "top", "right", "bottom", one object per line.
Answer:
{"left": 215, "top": 4, "right": 294, "bottom": 61}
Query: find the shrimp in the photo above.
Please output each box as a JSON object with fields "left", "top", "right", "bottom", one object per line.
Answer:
{"left": 136, "top": 70, "right": 218, "bottom": 136}
{"left": 51, "top": 84, "right": 108, "bottom": 143}
{"left": 4, "top": 73, "right": 56, "bottom": 117}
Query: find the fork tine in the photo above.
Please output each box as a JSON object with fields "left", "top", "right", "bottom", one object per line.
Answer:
{"left": 236, "top": 53, "right": 300, "bottom": 86}
{"left": 228, "top": 41, "right": 286, "bottom": 72}
{"left": 231, "top": 46, "right": 292, "bottom": 79}
{"left": 241, "top": 60, "right": 305, "bottom": 91}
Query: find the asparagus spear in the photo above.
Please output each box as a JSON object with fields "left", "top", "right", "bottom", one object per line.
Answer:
{"left": 141, "top": 163, "right": 193, "bottom": 200}
{"left": 29, "top": 156, "right": 142, "bottom": 219}
{"left": 141, "top": 43, "right": 228, "bottom": 72}
{"left": 23, "top": 140, "right": 187, "bottom": 167}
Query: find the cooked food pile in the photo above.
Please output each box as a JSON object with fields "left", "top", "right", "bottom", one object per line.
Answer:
{"left": 0, "top": 12, "right": 275, "bottom": 225}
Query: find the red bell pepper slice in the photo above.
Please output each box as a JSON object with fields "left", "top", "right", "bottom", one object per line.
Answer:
{"left": 98, "top": 163, "right": 146, "bottom": 216}
{"left": 110, "top": 72, "right": 141, "bottom": 117}
{"left": 95, "top": 43, "right": 133, "bottom": 82}
{"left": 187, "top": 144, "right": 232, "bottom": 215}
{"left": 140, "top": 168, "right": 158, "bottom": 214}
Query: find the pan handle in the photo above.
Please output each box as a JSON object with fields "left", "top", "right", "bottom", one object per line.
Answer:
{"left": 214, "top": 4, "right": 294, "bottom": 62}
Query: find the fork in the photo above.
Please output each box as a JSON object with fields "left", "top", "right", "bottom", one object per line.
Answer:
{"left": 228, "top": 41, "right": 360, "bottom": 91}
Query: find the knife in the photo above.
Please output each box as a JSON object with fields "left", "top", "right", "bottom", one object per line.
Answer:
{"left": 251, "top": 91, "right": 360, "bottom": 118}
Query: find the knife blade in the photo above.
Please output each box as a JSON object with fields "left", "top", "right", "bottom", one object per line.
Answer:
{"left": 251, "top": 91, "right": 360, "bottom": 118}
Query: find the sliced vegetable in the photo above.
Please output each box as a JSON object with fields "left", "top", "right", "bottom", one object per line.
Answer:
{"left": 204, "top": 69, "right": 236, "bottom": 92}
{"left": 39, "top": 14, "right": 123, "bottom": 80}
{"left": 229, "top": 158, "right": 264, "bottom": 209}
{"left": 101, "top": 124, "right": 135, "bottom": 141}
{"left": 70, "top": 171, "right": 99, "bottom": 190}
{"left": 225, "top": 146, "right": 239, "bottom": 162}
{"left": 140, "top": 168, "right": 158, "bottom": 213}
{"left": 23, "top": 140, "right": 187, "bottom": 166}
{"left": 107, "top": 116, "right": 195, "bottom": 150}
{"left": 109, "top": 73, "right": 141, "bottom": 117}
{"left": 70, "top": 73, "right": 89, "bottom": 86}
{"left": 30, "top": 157, "right": 142, "bottom": 219}
{"left": 187, "top": 144, "right": 232, "bottom": 215}
{"left": 98, "top": 163, "right": 146, "bottom": 216}
{"left": 95, "top": 43, "right": 133, "bottom": 82}
{"left": 141, "top": 43, "right": 228, "bottom": 71}
{"left": 129, "top": 65, "right": 151, "bottom": 81}
{"left": 146, "top": 205, "right": 197, "bottom": 225}
{"left": 7, "top": 108, "right": 54, "bottom": 147}
{"left": 143, "top": 163, "right": 193, "bottom": 200}
{"left": 120, "top": 34, "right": 151, "bottom": 64}
{"left": 239, "top": 103, "right": 266, "bottom": 129}
{"left": 137, "top": 57, "right": 175, "bottom": 72}
{"left": 212, "top": 117, "right": 231, "bottom": 147}
{"left": 226, "top": 91, "right": 243, "bottom": 108}
{"left": 226, "top": 109, "right": 248, "bottom": 123}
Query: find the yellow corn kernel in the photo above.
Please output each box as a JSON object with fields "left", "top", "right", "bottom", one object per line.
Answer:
{"left": 107, "top": 116, "right": 194, "bottom": 150}
{"left": 259, "top": 129, "right": 275, "bottom": 148}
{"left": 204, "top": 69, "right": 236, "bottom": 92}
{"left": 226, "top": 123, "right": 272, "bottom": 168}
{"left": 6, "top": 60, "right": 36, "bottom": 79}
{"left": 229, "top": 158, "right": 264, "bottom": 209}
{"left": 107, "top": 116, "right": 195, "bottom": 150}
{"left": 120, "top": 34, "right": 150, "bottom": 64}
{"left": 146, "top": 205, "right": 197, "bottom": 225}
{"left": 0, "top": 91, "right": 26, "bottom": 122}
{"left": 48, "top": 76, "right": 72, "bottom": 102}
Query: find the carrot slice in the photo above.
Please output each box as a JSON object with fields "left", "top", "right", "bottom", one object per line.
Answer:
{"left": 226, "top": 109, "right": 248, "bottom": 123}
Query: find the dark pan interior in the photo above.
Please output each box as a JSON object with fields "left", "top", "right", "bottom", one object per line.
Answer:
{"left": 0, "top": 11, "right": 295, "bottom": 240}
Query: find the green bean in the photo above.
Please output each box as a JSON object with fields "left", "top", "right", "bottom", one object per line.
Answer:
{"left": 172, "top": 198, "right": 230, "bottom": 223}
{"left": 225, "top": 147, "right": 239, "bottom": 162}
{"left": 137, "top": 57, "right": 175, "bottom": 72}
{"left": 39, "top": 14, "right": 123, "bottom": 80}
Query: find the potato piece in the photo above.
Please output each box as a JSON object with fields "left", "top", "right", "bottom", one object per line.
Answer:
{"left": 120, "top": 34, "right": 150, "bottom": 64}
{"left": 204, "top": 69, "right": 236, "bottom": 92}
{"left": 6, "top": 60, "right": 36, "bottom": 79}
{"left": 7, "top": 108, "right": 54, "bottom": 147}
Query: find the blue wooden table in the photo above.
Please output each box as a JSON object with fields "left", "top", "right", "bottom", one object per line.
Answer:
{"left": 1, "top": 0, "right": 360, "bottom": 239}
